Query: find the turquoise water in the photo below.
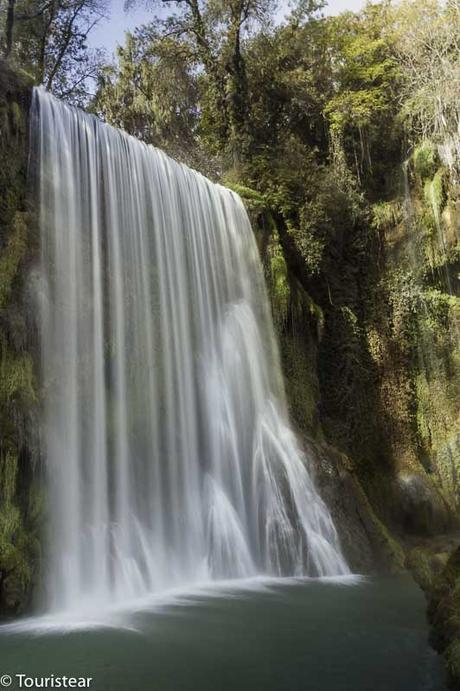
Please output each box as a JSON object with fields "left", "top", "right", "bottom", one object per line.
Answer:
{"left": 0, "top": 577, "right": 445, "bottom": 691}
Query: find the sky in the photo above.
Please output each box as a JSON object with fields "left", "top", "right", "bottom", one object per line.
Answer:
{"left": 89, "top": 0, "right": 366, "bottom": 53}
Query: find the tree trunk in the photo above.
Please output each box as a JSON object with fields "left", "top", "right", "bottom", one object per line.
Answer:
{"left": 225, "top": 18, "right": 249, "bottom": 164}
{"left": 4, "top": 0, "right": 16, "bottom": 58}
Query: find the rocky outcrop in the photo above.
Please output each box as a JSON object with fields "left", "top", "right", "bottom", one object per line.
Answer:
{"left": 237, "top": 143, "right": 460, "bottom": 573}
{"left": 408, "top": 544, "right": 460, "bottom": 689}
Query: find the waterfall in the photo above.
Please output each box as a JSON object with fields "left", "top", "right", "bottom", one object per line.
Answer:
{"left": 31, "top": 88, "right": 349, "bottom": 613}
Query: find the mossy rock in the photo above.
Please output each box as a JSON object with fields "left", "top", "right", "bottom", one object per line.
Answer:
{"left": 423, "top": 168, "right": 447, "bottom": 218}
{"left": 0, "top": 61, "right": 41, "bottom": 615}
{"left": 423, "top": 547, "right": 460, "bottom": 689}
{"left": 269, "top": 237, "right": 290, "bottom": 327}
{"left": 406, "top": 546, "right": 449, "bottom": 592}
{"left": 223, "top": 181, "right": 266, "bottom": 212}
{"left": 0, "top": 212, "right": 28, "bottom": 308}
{"left": 0, "top": 450, "right": 42, "bottom": 615}
{"left": 0, "top": 59, "right": 34, "bottom": 95}
{"left": 413, "top": 141, "right": 439, "bottom": 182}
{"left": 446, "top": 640, "right": 460, "bottom": 690}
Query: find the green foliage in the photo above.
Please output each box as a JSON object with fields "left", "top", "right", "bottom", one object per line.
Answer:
{"left": 372, "top": 200, "right": 403, "bottom": 231}
{"left": 422, "top": 288, "right": 457, "bottom": 329}
{"left": 96, "top": 0, "right": 304, "bottom": 161}
{"left": 423, "top": 168, "right": 447, "bottom": 225}
{"left": 288, "top": 204, "right": 328, "bottom": 277}
{"left": 223, "top": 181, "right": 267, "bottom": 215}
{"left": 94, "top": 31, "right": 201, "bottom": 164}
{"left": 394, "top": 0, "right": 460, "bottom": 155}
{"left": 1, "top": 0, "right": 107, "bottom": 103}
{"left": 0, "top": 342, "right": 36, "bottom": 408}
{"left": 323, "top": 5, "right": 401, "bottom": 191}
{"left": 224, "top": 182, "right": 265, "bottom": 204}
{"left": 0, "top": 451, "right": 40, "bottom": 612}
{"left": 262, "top": 224, "right": 291, "bottom": 329}
{"left": 270, "top": 248, "right": 290, "bottom": 313}
{"left": 413, "top": 142, "right": 438, "bottom": 181}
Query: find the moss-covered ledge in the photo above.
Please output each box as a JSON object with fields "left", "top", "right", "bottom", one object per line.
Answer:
{"left": 0, "top": 59, "right": 42, "bottom": 615}
{"left": 407, "top": 543, "right": 460, "bottom": 689}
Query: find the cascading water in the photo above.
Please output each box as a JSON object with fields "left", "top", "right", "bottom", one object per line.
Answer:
{"left": 31, "top": 87, "right": 349, "bottom": 614}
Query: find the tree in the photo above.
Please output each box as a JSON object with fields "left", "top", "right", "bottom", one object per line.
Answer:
{"left": 94, "top": 29, "right": 203, "bottom": 165}
{"left": 244, "top": 6, "right": 328, "bottom": 158}
{"left": 1, "top": 0, "right": 107, "bottom": 103}
{"left": 392, "top": 0, "right": 460, "bottom": 157}
{"left": 119, "top": 0, "right": 279, "bottom": 162}
{"left": 323, "top": 2, "right": 401, "bottom": 191}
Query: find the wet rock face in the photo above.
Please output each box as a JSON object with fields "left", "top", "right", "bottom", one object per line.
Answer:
{"left": 428, "top": 548, "right": 460, "bottom": 687}
{"left": 302, "top": 439, "right": 406, "bottom": 575}
{"left": 250, "top": 188, "right": 459, "bottom": 572}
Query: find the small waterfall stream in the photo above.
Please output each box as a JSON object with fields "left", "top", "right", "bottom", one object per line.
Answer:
{"left": 32, "top": 88, "right": 348, "bottom": 614}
